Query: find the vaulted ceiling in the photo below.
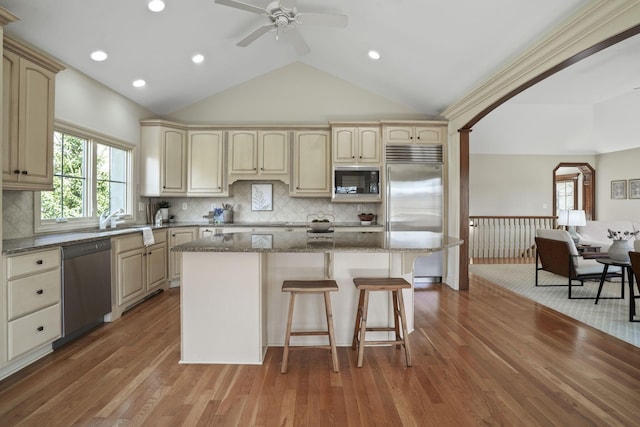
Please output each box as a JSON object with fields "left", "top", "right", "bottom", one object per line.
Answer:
{"left": 1, "top": 0, "right": 637, "bottom": 154}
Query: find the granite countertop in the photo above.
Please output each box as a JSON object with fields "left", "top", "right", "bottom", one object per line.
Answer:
{"left": 2, "top": 221, "right": 384, "bottom": 255}
{"left": 172, "top": 230, "right": 462, "bottom": 254}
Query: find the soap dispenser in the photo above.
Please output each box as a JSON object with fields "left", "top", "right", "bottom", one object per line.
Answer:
{"left": 154, "top": 209, "right": 163, "bottom": 227}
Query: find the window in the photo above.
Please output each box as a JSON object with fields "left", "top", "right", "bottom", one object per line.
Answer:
{"left": 36, "top": 123, "right": 134, "bottom": 232}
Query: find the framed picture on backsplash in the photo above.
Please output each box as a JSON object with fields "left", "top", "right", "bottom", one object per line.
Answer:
{"left": 251, "top": 183, "right": 273, "bottom": 211}
{"left": 629, "top": 179, "right": 640, "bottom": 199}
{"left": 611, "top": 180, "right": 627, "bottom": 199}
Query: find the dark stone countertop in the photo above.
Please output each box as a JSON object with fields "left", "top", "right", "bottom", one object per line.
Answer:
{"left": 2, "top": 222, "right": 384, "bottom": 255}
{"left": 172, "top": 230, "right": 462, "bottom": 254}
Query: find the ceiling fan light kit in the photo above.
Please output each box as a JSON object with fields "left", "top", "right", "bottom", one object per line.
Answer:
{"left": 214, "top": 0, "right": 348, "bottom": 55}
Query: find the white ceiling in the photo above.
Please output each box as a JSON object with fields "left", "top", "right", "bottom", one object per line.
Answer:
{"left": 1, "top": 0, "right": 636, "bottom": 155}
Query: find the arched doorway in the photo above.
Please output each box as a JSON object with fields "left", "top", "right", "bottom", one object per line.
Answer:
{"left": 456, "top": 23, "right": 640, "bottom": 290}
{"left": 553, "top": 162, "right": 596, "bottom": 221}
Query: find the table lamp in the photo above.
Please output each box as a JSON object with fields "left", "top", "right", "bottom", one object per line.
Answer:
{"left": 557, "top": 209, "right": 587, "bottom": 245}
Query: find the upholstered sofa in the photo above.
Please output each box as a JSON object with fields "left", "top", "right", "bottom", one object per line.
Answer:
{"left": 576, "top": 220, "right": 640, "bottom": 252}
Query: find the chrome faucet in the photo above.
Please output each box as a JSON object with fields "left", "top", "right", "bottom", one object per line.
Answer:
{"left": 99, "top": 208, "right": 124, "bottom": 230}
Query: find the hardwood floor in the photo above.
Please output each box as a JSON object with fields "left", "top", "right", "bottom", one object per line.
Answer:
{"left": 1, "top": 276, "right": 639, "bottom": 426}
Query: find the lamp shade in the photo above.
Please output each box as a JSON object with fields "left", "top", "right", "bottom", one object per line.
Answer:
{"left": 557, "top": 209, "right": 586, "bottom": 226}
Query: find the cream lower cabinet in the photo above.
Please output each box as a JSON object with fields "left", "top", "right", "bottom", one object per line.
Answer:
{"left": 2, "top": 248, "right": 61, "bottom": 371}
{"left": 113, "top": 230, "right": 168, "bottom": 316}
{"left": 169, "top": 227, "right": 197, "bottom": 280}
{"left": 291, "top": 130, "right": 331, "bottom": 197}
{"left": 2, "top": 36, "right": 64, "bottom": 190}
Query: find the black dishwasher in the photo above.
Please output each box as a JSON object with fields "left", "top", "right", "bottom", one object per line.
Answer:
{"left": 53, "top": 239, "right": 111, "bottom": 349}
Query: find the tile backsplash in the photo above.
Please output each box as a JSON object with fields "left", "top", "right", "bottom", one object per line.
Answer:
{"left": 3, "top": 181, "right": 380, "bottom": 240}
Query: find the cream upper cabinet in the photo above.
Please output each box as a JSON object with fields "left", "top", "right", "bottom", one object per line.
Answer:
{"left": 228, "top": 130, "right": 257, "bottom": 175}
{"left": 228, "top": 130, "right": 289, "bottom": 183}
{"left": 383, "top": 124, "right": 446, "bottom": 145}
{"left": 2, "top": 36, "right": 64, "bottom": 190}
{"left": 332, "top": 126, "right": 380, "bottom": 164}
{"left": 187, "top": 130, "right": 226, "bottom": 196}
{"left": 291, "top": 130, "right": 331, "bottom": 196}
{"left": 140, "top": 121, "right": 187, "bottom": 196}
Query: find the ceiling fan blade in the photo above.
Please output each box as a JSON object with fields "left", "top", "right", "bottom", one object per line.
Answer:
{"left": 286, "top": 27, "right": 310, "bottom": 55}
{"left": 237, "top": 24, "right": 274, "bottom": 47}
{"left": 214, "top": 0, "right": 265, "bottom": 15}
{"left": 280, "top": 0, "right": 298, "bottom": 11}
{"left": 298, "top": 13, "right": 348, "bottom": 28}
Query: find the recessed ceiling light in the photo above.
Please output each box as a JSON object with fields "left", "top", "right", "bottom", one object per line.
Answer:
{"left": 148, "top": 0, "right": 165, "bottom": 12}
{"left": 192, "top": 53, "right": 205, "bottom": 64}
{"left": 90, "top": 50, "right": 108, "bottom": 61}
{"left": 132, "top": 79, "right": 146, "bottom": 88}
{"left": 368, "top": 50, "right": 381, "bottom": 60}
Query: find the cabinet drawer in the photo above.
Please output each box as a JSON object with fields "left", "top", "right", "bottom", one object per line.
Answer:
{"left": 8, "top": 303, "right": 61, "bottom": 360}
{"left": 8, "top": 269, "right": 61, "bottom": 320}
{"left": 7, "top": 248, "right": 61, "bottom": 279}
{"left": 116, "top": 230, "right": 167, "bottom": 253}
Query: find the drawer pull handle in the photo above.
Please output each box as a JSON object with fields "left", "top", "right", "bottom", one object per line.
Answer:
{"left": 36, "top": 260, "right": 44, "bottom": 265}
{"left": 37, "top": 326, "right": 44, "bottom": 332}
{"left": 36, "top": 289, "right": 44, "bottom": 295}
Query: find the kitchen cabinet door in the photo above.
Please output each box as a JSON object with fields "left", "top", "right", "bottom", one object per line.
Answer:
{"left": 259, "top": 130, "right": 288, "bottom": 175}
{"left": 2, "top": 46, "right": 60, "bottom": 190}
{"left": 169, "top": 227, "right": 197, "bottom": 279}
{"left": 117, "top": 248, "right": 146, "bottom": 306}
{"left": 187, "top": 130, "right": 225, "bottom": 195}
{"left": 228, "top": 130, "right": 258, "bottom": 175}
{"left": 332, "top": 127, "right": 357, "bottom": 163}
{"left": 146, "top": 242, "right": 167, "bottom": 292}
{"left": 161, "top": 129, "right": 187, "bottom": 194}
{"left": 291, "top": 130, "right": 331, "bottom": 196}
{"left": 357, "top": 127, "right": 380, "bottom": 163}
{"left": 414, "top": 126, "right": 444, "bottom": 144}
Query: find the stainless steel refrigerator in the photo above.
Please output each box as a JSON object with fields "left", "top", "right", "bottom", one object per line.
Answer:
{"left": 386, "top": 145, "right": 444, "bottom": 281}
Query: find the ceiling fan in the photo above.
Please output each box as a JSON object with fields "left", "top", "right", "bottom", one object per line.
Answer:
{"left": 214, "top": 0, "right": 348, "bottom": 55}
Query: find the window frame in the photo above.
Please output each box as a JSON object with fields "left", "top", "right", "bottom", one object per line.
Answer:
{"left": 34, "top": 121, "right": 136, "bottom": 233}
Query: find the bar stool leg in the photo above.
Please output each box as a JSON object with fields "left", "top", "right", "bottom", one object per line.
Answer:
{"left": 352, "top": 289, "right": 365, "bottom": 350}
{"left": 392, "top": 291, "right": 402, "bottom": 349}
{"left": 281, "top": 292, "right": 296, "bottom": 374}
{"left": 324, "top": 291, "right": 339, "bottom": 372}
{"left": 357, "top": 290, "right": 370, "bottom": 368}
{"left": 396, "top": 288, "right": 412, "bottom": 367}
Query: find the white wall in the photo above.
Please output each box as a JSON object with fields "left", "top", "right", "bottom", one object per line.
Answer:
{"left": 167, "top": 62, "right": 426, "bottom": 124}
{"left": 469, "top": 154, "right": 596, "bottom": 216}
{"left": 55, "top": 68, "right": 153, "bottom": 144}
{"left": 595, "top": 146, "right": 640, "bottom": 222}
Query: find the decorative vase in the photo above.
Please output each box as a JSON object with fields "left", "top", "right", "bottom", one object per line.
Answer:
{"left": 607, "top": 239, "right": 632, "bottom": 263}
{"left": 159, "top": 208, "right": 169, "bottom": 222}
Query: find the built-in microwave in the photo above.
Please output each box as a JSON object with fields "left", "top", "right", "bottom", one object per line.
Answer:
{"left": 333, "top": 166, "right": 381, "bottom": 201}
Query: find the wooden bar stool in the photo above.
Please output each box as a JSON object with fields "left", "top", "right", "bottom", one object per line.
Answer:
{"left": 281, "top": 279, "right": 339, "bottom": 374}
{"left": 352, "top": 277, "right": 412, "bottom": 368}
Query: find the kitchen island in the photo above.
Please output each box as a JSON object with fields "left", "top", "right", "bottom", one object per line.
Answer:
{"left": 173, "top": 230, "right": 461, "bottom": 364}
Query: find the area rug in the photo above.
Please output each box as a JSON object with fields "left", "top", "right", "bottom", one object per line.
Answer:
{"left": 469, "top": 263, "right": 639, "bottom": 347}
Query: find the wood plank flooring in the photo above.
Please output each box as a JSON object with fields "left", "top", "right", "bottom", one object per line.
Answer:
{"left": 1, "top": 275, "right": 639, "bottom": 426}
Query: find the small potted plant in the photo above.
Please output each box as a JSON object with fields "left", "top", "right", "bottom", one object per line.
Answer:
{"left": 358, "top": 213, "right": 375, "bottom": 225}
{"left": 157, "top": 200, "right": 171, "bottom": 222}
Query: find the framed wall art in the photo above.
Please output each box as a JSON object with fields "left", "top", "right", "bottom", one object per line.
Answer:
{"left": 611, "top": 180, "right": 627, "bottom": 199}
{"left": 251, "top": 183, "right": 273, "bottom": 211}
{"left": 629, "top": 179, "right": 640, "bottom": 199}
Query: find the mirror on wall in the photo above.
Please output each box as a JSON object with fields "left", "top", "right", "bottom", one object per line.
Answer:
{"left": 552, "top": 162, "right": 595, "bottom": 221}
